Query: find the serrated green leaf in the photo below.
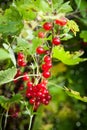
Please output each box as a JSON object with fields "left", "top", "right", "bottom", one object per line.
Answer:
{"left": 80, "top": 31, "right": 87, "bottom": 42}
{"left": 67, "top": 20, "right": 79, "bottom": 36}
{"left": 15, "top": 37, "right": 42, "bottom": 55}
{"left": 0, "top": 67, "right": 17, "bottom": 85}
{"left": 15, "top": 37, "right": 32, "bottom": 55}
{"left": 58, "top": 2, "right": 73, "bottom": 13}
{"left": 52, "top": 46, "right": 87, "bottom": 65}
{"left": 0, "top": 48, "right": 10, "bottom": 61}
{"left": 0, "top": 6, "right": 23, "bottom": 35}
{"left": 64, "top": 87, "right": 87, "bottom": 102}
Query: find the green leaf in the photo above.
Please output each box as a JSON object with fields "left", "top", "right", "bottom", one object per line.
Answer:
{"left": 0, "top": 48, "right": 10, "bottom": 61}
{"left": 0, "top": 96, "right": 9, "bottom": 109}
{"left": 80, "top": 31, "right": 87, "bottom": 42}
{"left": 3, "top": 43, "right": 16, "bottom": 66}
{"left": 0, "top": 94, "right": 22, "bottom": 109}
{"left": 60, "top": 33, "right": 73, "bottom": 41}
{"left": 58, "top": 2, "right": 73, "bottom": 13}
{"left": 15, "top": 37, "right": 42, "bottom": 55}
{"left": 10, "top": 94, "right": 23, "bottom": 104}
{"left": 0, "top": 6, "right": 23, "bottom": 35}
{"left": 15, "top": 37, "right": 32, "bottom": 54}
{"left": 52, "top": 46, "right": 87, "bottom": 65}
{"left": 0, "top": 67, "right": 17, "bottom": 85}
{"left": 67, "top": 20, "right": 79, "bottom": 36}
{"left": 64, "top": 87, "right": 87, "bottom": 102}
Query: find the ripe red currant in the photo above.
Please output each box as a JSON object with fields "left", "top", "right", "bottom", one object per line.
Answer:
{"left": 17, "top": 52, "right": 24, "bottom": 59}
{"left": 36, "top": 46, "right": 45, "bottom": 54}
{"left": 29, "top": 98, "right": 35, "bottom": 105}
{"left": 38, "top": 32, "right": 45, "bottom": 38}
{"left": 52, "top": 37, "right": 61, "bottom": 45}
{"left": 17, "top": 59, "right": 26, "bottom": 67}
{"left": 43, "top": 22, "right": 52, "bottom": 31}
{"left": 44, "top": 55, "right": 51, "bottom": 63}
{"left": 23, "top": 72, "right": 29, "bottom": 81}
{"left": 42, "top": 71, "right": 51, "bottom": 78}
{"left": 55, "top": 18, "right": 67, "bottom": 26}
{"left": 27, "top": 81, "right": 33, "bottom": 87}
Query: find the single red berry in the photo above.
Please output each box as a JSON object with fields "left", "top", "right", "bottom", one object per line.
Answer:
{"left": 55, "top": 18, "right": 67, "bottom": 26}
{"left": 27, "top": 81, "right": 33, "bottom": 87}
{"left": 29, "top": 98, "right": 35, "bottom": 105}
{"left": 42, "top": 71, "right": 51, "bottom": 78}
{"left": 46, "top": 95, "right": 52, "bottom": 100}
{"left": 43, "top": 22, "right": 52, "bottom": 31}
{"left": 36, "top": 46, "right": 45, "bottom": 54}
{"left": 42, "top": 64, "right": 48, "bottom": 71}
{"left": 17, "top": 59, "right": 26, "bottom": 67}
{"left": 23, "top": 72, "right": 29, "bottom": 81}
{"left": 44, "top": 55, "right": 51, "bottom": 63}
{"left": 44, "top": 100, "right": 49, "bottom": 105}
{"left": 46, "top": 62, "right": 52, "bottom": 69}
{"left": 38, "top": 32, "right": 45, "bottom": 38}
{"left": 52, "top": 37, "right": 61, "bottom": 45}
{"left": 17, "top": 52, "right": 24, "bottom": 59}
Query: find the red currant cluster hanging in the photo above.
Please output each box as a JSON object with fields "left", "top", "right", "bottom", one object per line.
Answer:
{"left": 13, "top": 17, "right": 67, "bottom": 111}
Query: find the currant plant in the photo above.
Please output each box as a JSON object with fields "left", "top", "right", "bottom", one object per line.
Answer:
{"left": 0, "top": 0, "right": 87, "bottom": 130}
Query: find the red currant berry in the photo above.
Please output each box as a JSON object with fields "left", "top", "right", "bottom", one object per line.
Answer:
{"left": 36, "top": 46, "right": 45, "bottom": 54}
{"left": 46, "top": 62, "right": 52, "bottom": 69}
{"left": 52, "top": 37, "right": 61, "bottom": 45}
{"left": 44, "top": 100, "right": 49, "bottom": 105}
{"left": 43, "top": 22, "right": 52, "bottom": 31}
{"left": 38, "top": 32, "right": 45, "bottom": 38}
{"left": 17, "top": 59, "right": 26, "bottom": 67}
{"left": 27, "top": 81, "right": 33, "bottom": 87}
{"left": 42, "top": 71, "right": 51, "bottom": 78}
{"left": 42, "top": 64, "right": 48, "bottom": 71}
{"left": 17, "top": 52, "right": 24, "bottom": 59}
{"left": 55, "top": 18, "right": 67, "bottom": 26}
{"left": 44, "top": 55, "right": 51, "bottom": 63}
{"left": 23, "top": 72, "right": 29, "bottom": 81}
{"left": 29, "top": 98, "right": 35, "bottom": 105}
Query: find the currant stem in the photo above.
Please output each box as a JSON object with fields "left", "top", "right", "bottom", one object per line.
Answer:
{"left": 28, "top": 115, "right": 33, "bottom": 130}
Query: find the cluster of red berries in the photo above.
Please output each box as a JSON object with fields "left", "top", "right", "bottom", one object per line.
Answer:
{"left": 13, "top": 17, "right": 67, "bottom": 111}
{"left": 26, "top": 80, "right": 51, "bottom": 110}
{"left": 42, "top": 55, "right": 52, "bottom": 78}
{"left": 38, "top": 17, "right": 67, "bottom": 45}
{"left": 17, "top": 52, "right": 27, "bottom": 67}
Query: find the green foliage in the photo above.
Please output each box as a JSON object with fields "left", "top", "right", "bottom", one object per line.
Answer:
{"left": 0, "top": 67, "right": 17, "bottom": 85}
{"left": 0, "top": 6, "right": 23, "bottom": 35}
{"left": 52, "top": 46, "right": 87, "bottom": 65}
{"left": 0, "top": 48, "right": 10, "bottom": 61}
{"left": 0, "top": 94, "right": 22, "bottom": 109}
{"left": 3, "top": 43, "right": 16, "bottom": 66}
{"left": 64, "top": 87, "right": 87, "bottom": 102}
{"left": 67, "top": 20, "right": 79, "bottom": 36}
{"left": 58, "top": 1, "right": 72, "bottom": 13}
{"left": 75, "top": 0, "right": 87, "bottom": 18}
{"left": 80, "top": 30, "right": 87, "bottom": 42}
